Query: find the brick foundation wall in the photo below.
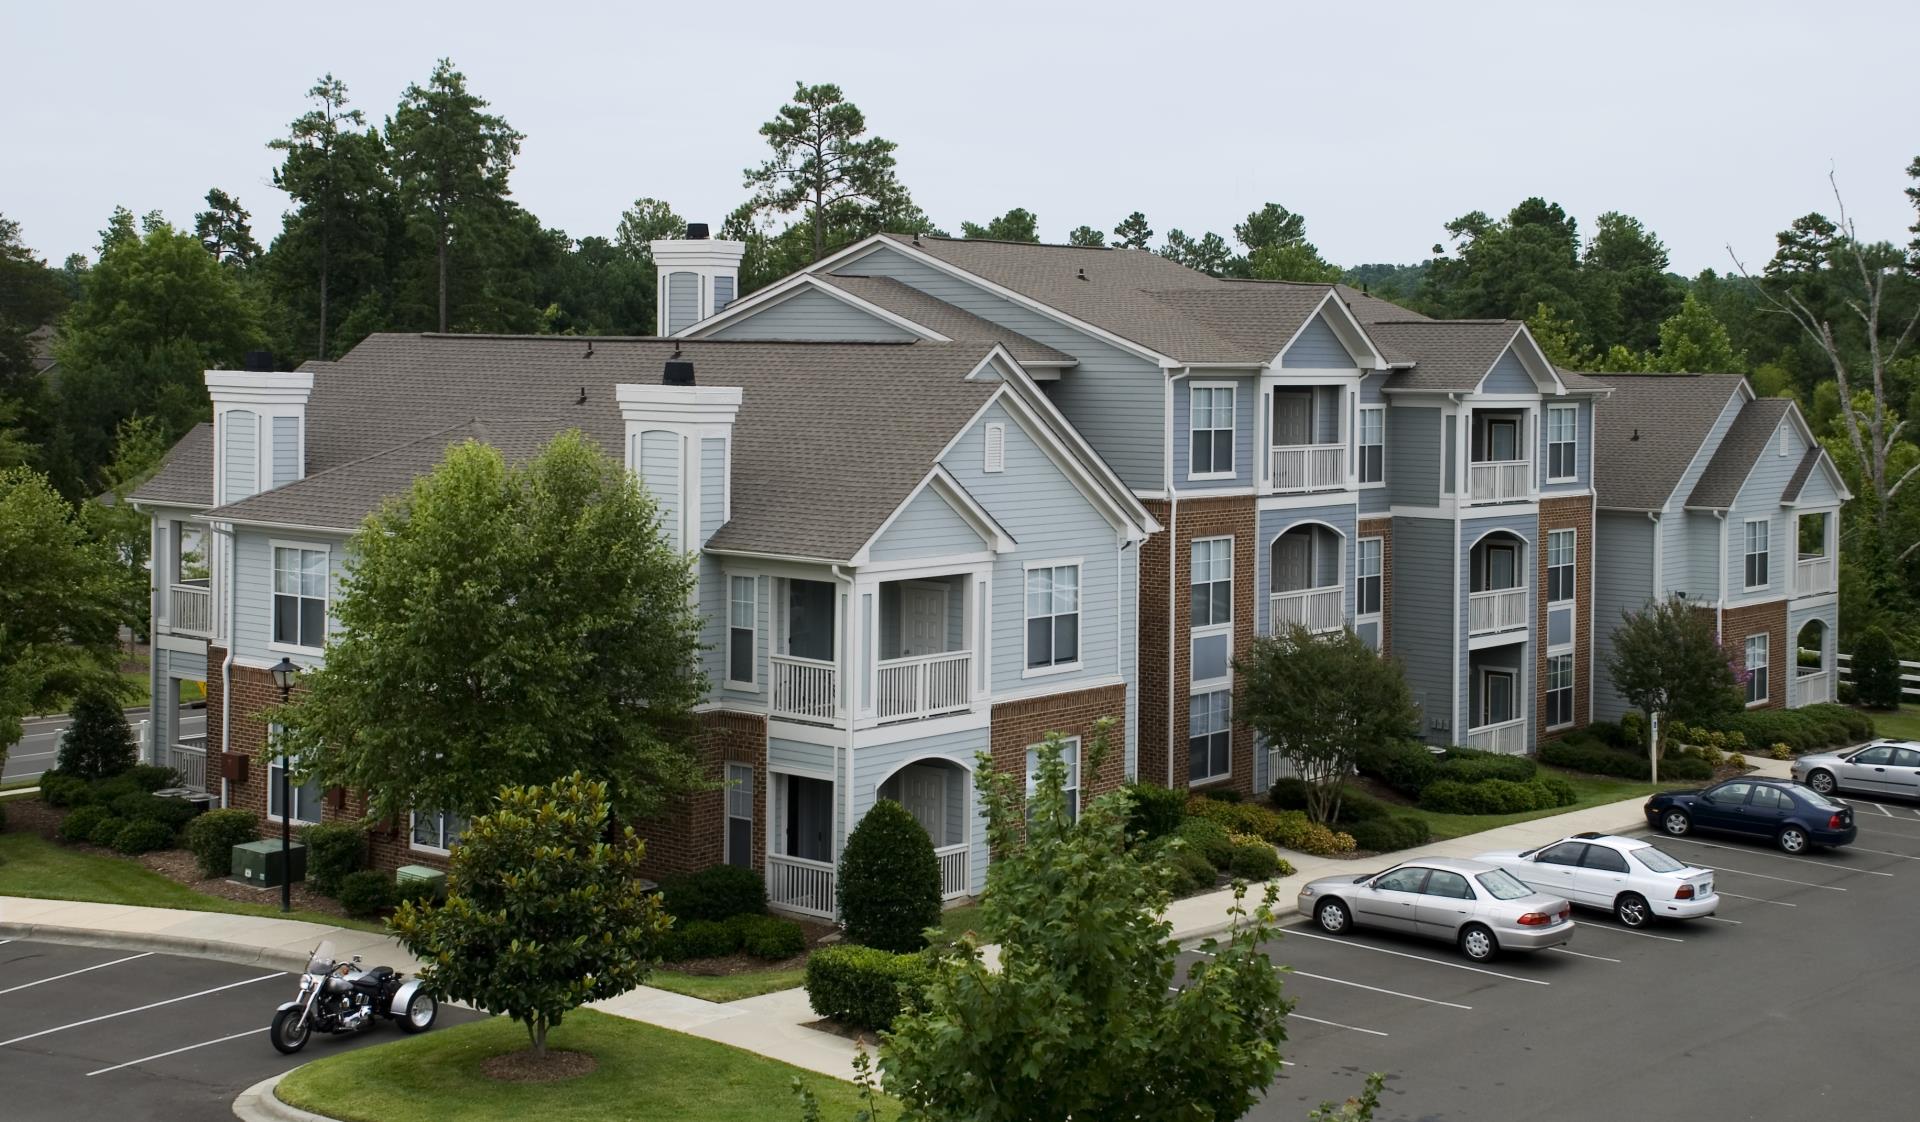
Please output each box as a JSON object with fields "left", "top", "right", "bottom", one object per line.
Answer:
{"left": 990, "top": 683, "right": 1129, "bottom": 809}
{"left": 1536, "top": 496, "right": 1595, "bottom": 741}
{"left": 1722, "top": 599, "right": 1789, "bottom": 711}
{"left": 634, "top": 711, "right": 768, "bottom": 883}
{"left": 1357, "top": 517, "right": 1393, "bottom": 657}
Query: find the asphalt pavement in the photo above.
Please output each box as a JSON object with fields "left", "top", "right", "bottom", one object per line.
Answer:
{"left": 2, "top": 709, "right": 204, "bottom": 785}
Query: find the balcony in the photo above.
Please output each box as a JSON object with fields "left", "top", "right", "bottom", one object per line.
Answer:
{"left": 936, "top": 843, "right": 970, "bottom": 900}
{"left": 1796, "top": 554, "right": 1835, "bottom": 596}
{"left": 168, "top": 735, "right": 209, "bottom": 793}
{"left": 1269, "top": 443, "right": 1346, "bottom": 493}
{"left": 1270, "top": 587, "right": 1344, "bottom": 634}
{"left": 770, "top": 655, "right": 838, "bottom": 722}
{"left": 1468, "top": 587, "right": 1528, "bottom": 635}
{"left": 1468, "top": 459, "right": 1531, "bottom": 503}
{"left": 1467, "top": 717, "right": 1529, "bottom": 755}
{"left": 766, "top": 853, "right": 836, "bottom": 919}
{"left": 169, "top": 582, "right": 212, "bottom": 637}
{"left": 875, "top": 651, "right": 972, "bottom": 722}
{"left": 1798, "top": 668, "right": 1833, "bottom": 705}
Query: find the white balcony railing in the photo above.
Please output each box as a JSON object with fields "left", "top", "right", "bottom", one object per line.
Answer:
{"left": 169, "top": 583, "right": 212, "bottom": 636}
{"left": 168, "top": 737, "right": 208, "bottom": 793}
{"left": 1798, "top": 669, "right": 1833, "bottom": 705}
{"left": 767, "top": 853, "right": 837, "bottom": 919}
{"left": 935, "top": 843, "right": 970, "bottom": 900}
{"left": 770, "top": 655, "right": 839, "bottom": 722}
{"left": 1468, "top": 460, "right": 1531, "bottom": 502}
{"left": 1468, "top": 587, "right": 1528, "bottom": 635}
{"left": 1467, "top": 717, "right": 1530, "bottom": 756}
{"left": 1269, "top": 443, "right": 1346, "bottom": 493}
{"left": 875, "top": 651, "right": 973, "bottom": 722}
{"left": 1270, "top": 586, "right": 1344, "bottom": 634}
{"left": 1796, "top": 555, "right": 1835, "bottom": 596}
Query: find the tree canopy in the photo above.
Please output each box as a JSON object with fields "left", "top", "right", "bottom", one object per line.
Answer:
{"left": 1606, "top": 596, "right": 1740, "bottom": 753}
{"left": 744, "top": 82, "right": 914, "bottom": 264}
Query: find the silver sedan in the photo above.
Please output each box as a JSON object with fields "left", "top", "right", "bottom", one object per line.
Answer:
{"left": 1792, "top": 740, "right": 1920, "bottom": 800}
{"left": 1296, "top": 856, "right": 1575, "bottom": 961}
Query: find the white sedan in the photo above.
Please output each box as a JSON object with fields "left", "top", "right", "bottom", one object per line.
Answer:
{"left": 1473, "top": 832, "right": 1717, "bottom": 928}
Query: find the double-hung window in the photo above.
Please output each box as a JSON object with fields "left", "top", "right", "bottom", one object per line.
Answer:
{"left": 1026, "top": 737, "right": 1081, "bottom": 823}
{"left": 727, "top": 575, "right": 756, "bottom": 687}
{"left": 1745, "top": 634, "right": 1769, "bottom": 704}
{"left": 1547, "top": 530, "right": 1575, "bottom": 603}
{"left": 1191, "top": 539, "right": 1232, "bottom": 627}
{"left": 1356, "top": 537, "right": 1383, "bottom": 617}
{"left": 1743, "top": 520, "right": 1770, "bottom": 589}
{"left": 1357, "top": 406, "right": 1385, "bottom": 484}
{"left": 1025, "top": 564, "right": 1081, "bottom": 671}
{"left": 411, "top": 810, "right": 469, "bottom": 853}
{"left": 268, "top": 752, "right": 323, "bottom": 825}
{"left": 1189, "top": 690, "right": 1232, "bottom": 783}
{"left": 272, "top": 545, "right": 329, "bottom": 650}
{"left": 1546, "top": 404, "right": 1578, "bottom": 481}
{"left": 1546, "top": 653, "right": 1574, "bottom": 729}
{"left": 725, "top": 762, "right": 754, "bottom": 867}
{"left": 1189, "top": 385, "right": 1234, "bottom": 477}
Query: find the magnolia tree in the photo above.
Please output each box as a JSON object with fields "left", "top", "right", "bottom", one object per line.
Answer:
{"left": 1607, "top": 596, "right": 1740, "bottom": 769}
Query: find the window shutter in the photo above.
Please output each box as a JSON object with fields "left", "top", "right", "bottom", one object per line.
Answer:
{"left": 984, "top": 423, "right": 1006, "bottom": 473}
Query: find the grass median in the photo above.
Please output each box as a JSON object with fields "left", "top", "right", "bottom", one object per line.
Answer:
{"left": 275, "top": 1008, "right": 883, "bottom": 1122}
{"left": 1870, "top": 705, "right": 1920, "bottom": 740}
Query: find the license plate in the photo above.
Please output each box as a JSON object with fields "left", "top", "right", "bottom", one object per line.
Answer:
{"left": 1699, "top": 881, "right": 1711, "bottom": 895}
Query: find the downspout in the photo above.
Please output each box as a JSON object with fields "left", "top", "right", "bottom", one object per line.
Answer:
{"left": 1713, "top": 510, "right": 1728, "bottom": 641}
{"left": 1165, "top": 369, "right": 1189, "bottom": 787}
{"left": 1447, "top": 394, "right": 1464, "bottom": 746}
{"left": 832, "top": 563, "right": 856, "bottom": 862}
{"left": 217, "top": 521, "right": 236, "bottom": 809}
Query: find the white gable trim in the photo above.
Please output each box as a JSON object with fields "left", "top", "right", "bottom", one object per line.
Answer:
{"left": 849, "top": 464, "right": 1015, "bottom": 566}
{"left": 1273, "top": 291, "right": 1388, "bottom": 371}
{"left": 1474, "top": 327, "right": 1567, "bottom": 395}
{"left": 677, "top": 272, "right": 950, "bottom": 342}
{"left": 1791, "top": 446, "right": 1855, "bottom": 505}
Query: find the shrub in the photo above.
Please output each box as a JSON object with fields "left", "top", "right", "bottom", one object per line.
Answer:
{"left": 123, "top": 764, "right": 179, "bottom": 792}
{"left": 113, "top": 818, "right": 177, "bottom": 854}
{"left": 1186, "top": 795, "right": 1283, "bottom": 840}
{"left": 1442, "top": 748, "right": 1538, "bottom": 785}
{"left": 59, "top": 804, "right": 111, "bottom": 842}
{"left": 396, "top": 878, "right": 440, "bottom": 909}
{"left": 804, "top": 944, "right": 933, "bottom": 1031}
{"left": 110, "top": 792, "right": 197, "bottom": 830}
{"left": 1155, "top": 839, "right": 1219, "bottom": 895}
{"left": 1663, "top": 754, "right": 1713, "bottom": 780}
{"left": 1332, "top": 786, "right": 1389, "bottom": 823}
{"left": 1199, "top": 786, "right": 1243, "bottom": 803}
{"left": 1852, "top": 626, "right": 1904, "bottom": 709}
{"left": 1770, "top": 742, "right": 1794, "bottom": 761}
{"left": 0, "top": 800, "right": 5, "bottom": 833}
{"left": 87, "top": 816, "right": 129, "bottom": 848}
{"left": 1269, "top": 810, "right": 1356, "bottom": 856}
{"left": 738, "top": 914, "right": 808, "bottom": 960}
{"left": 1345, "top": 815, "right": 1431, "bottom": 852}
{"left": 670, "top": 918, "right": 743, "bottom": 961}
{"left": 1419, "top": 778, "right": 1540, "bottom": 815}
{"left": 1175, "top": 817, "right": 1233, "bottom": 870}
{"left": 185, "top": 808, "right": 260, "bottom": 877}
{"left": 1723, "top": 730, "right": 1747, "bottom": 751}
{"left": 1531, "top": 774, "right": 1578, "bottom": 808}
{"left": 1616, "top": 712, "right": 1645, "bottom": 750}
{"left": 91, "top": 775, "right": 144, "bottom": 806}
{"left": 1123, "top": 782, "right": 1187, "bottom": 842}
{"left": 838, "top": 799, "right": 941, "bottom": 954}
{"left": 38, "top": 773, "right": 93, "bottom": 808}
{"left": 1356, "top": 740, "right": 1443, "bottom": 798}
{"left": 1703, "top": 705, "right": 1870, "bottom": 754}
{"left": 1268, "top": 777, "right": 1310, "bottom": 811}
{"left": 56, "top": 691, "right": 137, "bottom": 779}
{"left": 1838, "top": 681, "right": 1859, "bottom": 705}
{"left": 660, "top": 863, "right": 768, "bottom": 924}
{"left": 1695, "top": 743, "right": 1724, "bottom": 767}
{"left": 1227, "top": 835, "right": 1282, "bottom": 880}
{"left": 1541, "top": 738, "right": 1649, "bottom": 779}
{"left": 302, "top": 821, "right": 368, "bottom": 896}
{"left": 1727, "top": 753, "right": 1747, "bottom": 770}
{"left": 337, "top": 869, "right": 398, "bottom": 918}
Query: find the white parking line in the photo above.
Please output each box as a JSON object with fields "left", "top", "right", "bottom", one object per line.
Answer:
{"left": 1290, "top": 1012, "right": 1389, "bottom": 1037}
{"left": 1716, "top": 890, "right": 1796, "bottom": 907}
{"left": 1549, "top": 947, "right": 1622, "bottom": 963}
{"left": 0, "top": 973, "right": 281, "bottom": 1048}
{"left": 1685, "top": 863, "right": 1846, "bottom": 892}
{"left": 1842, "top": 843, "right": 1920, "bottom": 861}
{"left": 85, "top": 1027, "right": 265, "bottom": 1077}
{"left": 1700, "top": 916, "right": 1743, "bottom": 925}
{"left": 1284, "top": 929, "right": 1551, "bottom": 985}
{"left": 1573, "top": 923, "right": 1684, "bottom": 943}
{"left": 1288, "top": 970, "right": 1473, "bottom": 1010}
{"left": 1666, "top": 837, "right": 1893, "bottom": 876}
{"left": 0, "top": 952, "right": 153, "bottom": 997}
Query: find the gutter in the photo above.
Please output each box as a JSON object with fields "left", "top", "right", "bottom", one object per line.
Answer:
{"left": 1164, "top": 369, "right": 1191, "bottom": 787}
{"left": 832, "top": 563, "right": 856, "bottom": 858}
{"left": 217, "top": 520, "right": 236, "bottom": 809}
{"left": 1714, "top": 510, "right": 1728, "bottom": 641}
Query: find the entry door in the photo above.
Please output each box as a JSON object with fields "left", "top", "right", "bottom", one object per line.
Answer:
{"left": 785, "top": 775, "right": 834, "bottom": 863}
{"left": 1488, "top": 418, "right": 1519, "bottom": 461}
{"left": 1486, "top": 545, "right": 1517, "bottom": 591}
{"left": 900, "top": 585, "right": 949, "bottom": 659}
{"left": 1275, "top": 533, "right": 1312, "bottom": 593}
{"left": 1274, "top": 392, "right": 1311, "bottom": 445}
{"left": 898, "top": 765, "right": 947, "bottom": 846}
{"left": 1482, "top": 671, "right": 1515, "bottom": 725}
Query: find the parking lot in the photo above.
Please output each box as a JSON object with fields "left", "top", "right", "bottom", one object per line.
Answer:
{"left": 1184, "top": 794, "right": 1920, "bottom": 1122}
{"left": 0, "top": 939, "right": 479, "bottom": 1122}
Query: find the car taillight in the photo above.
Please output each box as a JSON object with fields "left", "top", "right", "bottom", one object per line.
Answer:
{"left": 1517, "top": 912, "right": 1552, "bottom": 926}
{"left": 1675, "top": 883, "right": 1695, "bottom": 899}
{"left": 1829, "top": 814, "right": 1845, "bottom": 829}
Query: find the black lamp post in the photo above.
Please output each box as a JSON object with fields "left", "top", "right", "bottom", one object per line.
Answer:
{"left": 269, "top": 657, "right": 298, "bottom": 913}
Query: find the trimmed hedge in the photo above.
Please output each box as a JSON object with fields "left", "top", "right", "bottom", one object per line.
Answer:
{"left": 110, "top": 792, "right": 197, "bottom": 831}
{"left": 1441, "top": 748, "right": 1538, "bottom": 785}
{"left": 1227, "top": 835, "right": 1283, "bottom": 880}
{"left": 1703, "top": 704, "right": 1872, "bottom": 754}
{"left": 1345, "top": 815, "right": 1431, "bottom": 853}
{"left": 112, "top": 818, "right": 177, "bottom": 854}
{"left": 1269, "top": 810, "right": 1356, "bottom": 856}
{"left": 1161, "top": 841, "right": 1220, "bottom": 894}
{"left": 838, "top": 799, "right": 941, "bottom": 955}
{"left": 59, "top": 804, "right": 112, "bottom": 842}
{"left": 1175, "top": 817, "right": 1234, "bottom": 870}
{"left": 1419, "top": 778, "right": 1540, "bottom": 815}
{"left": 660, "top": 864, "right": 768, "bottom": 924}
{"left": 1356, "top": 740, "right": 1444, "bottom": 798}
{"left": 87, "top": 816, "right": 129, "bottom": 849}
{"left": 1124, "top": 782, "right": 1188, "bottom": 841}
{"left": 1332, "top": 787, "right": 1390, "bottom": 823}
{"left": 1540, "top": 736, "right": 1712, "bottom": 781}
{"left": 672, "top": 919, "right": 743, "bottom": 961}
{"left": 302, "top": 822, "right": 368, "bottom": 896}
{"left": 803, "top": 944, "right": 933, "bottom": 1032}
{"left": 1268, "top": 778, "right": 1309, "bottom": 811}
{"left": 337, "top": 870, "right": 398, "bottom": 918}
{"left": 738, "top": 914, "right": 807, "bottom": 960}
{"left": 123, "top": 765, "right": 179, "bottom": 793}
{"left": 39, "top": 773, "right": 92, "bottom": 808}
{"left": 185, "top": 808, "right": 261, "bottom": 877}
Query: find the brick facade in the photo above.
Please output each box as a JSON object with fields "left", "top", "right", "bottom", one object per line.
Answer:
{"left": 1357, "top": 517, "right": 1392, "bottom": 657}
{"left": 1536, "top": 496, "right": 1595, "bottom": 740}
{"left": 635, "top": 711, "right": 768, "bottom": 883}
{"left": 1135, "top": 495, "right": 1258, "bottom": 797}
{"left": 990, "top": 682, "right": 1129, "bottom": 807}
{"left": 1722, "top": 599, "right": 1789, "bottom": 711}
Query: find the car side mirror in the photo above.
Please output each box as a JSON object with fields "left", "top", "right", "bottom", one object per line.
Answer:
{"left": 1698, "top": 794, "right": 1715, "bottom": 805}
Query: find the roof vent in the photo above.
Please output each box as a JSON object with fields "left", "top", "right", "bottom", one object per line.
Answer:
{"left": 663, "top": 359, "right": 695, "bottom": 386}
{"left": 685, "top": 222, "right": 709, "bottom": 240}
{"left": 1076, "top": 267, "right": 1088, "bottom": 281}
{"left": 243, "top": 350, "right": 275, "bottom": 372}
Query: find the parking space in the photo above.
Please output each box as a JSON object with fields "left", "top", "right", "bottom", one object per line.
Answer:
{"left": 0, "top": 939, "right": 480, "bottom": 1122}
{"left": 1187, "top": 797, "right": 1920, "bottom": 1122}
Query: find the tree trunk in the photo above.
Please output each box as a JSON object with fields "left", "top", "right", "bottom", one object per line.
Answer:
{"left": 528, "top": 1016, "right": 547, "bottom": 1059}
{"left": 317, "top": 226, "right": 329, "bottom": 360}
{"left": 437, "top": 229, "right": 450, "bottom": 334}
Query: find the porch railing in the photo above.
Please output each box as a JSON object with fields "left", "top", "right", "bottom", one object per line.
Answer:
{"left": 1796, "top": 555, "right": 1835, "bottom": 596}
{"left": 935, "top": 843, "right": 970, "bottom": 900}
{"left": 1468, "top": 459, "right": 1531, "bottom": 502}
{"left": 169, "top": 736, "right": 208, "bottom": 793}
{"left": 1269, "top": 586, "right": 1344, "bottom": 634}
{"left": 766, "top": 853, "right": 837, "bottom": 920}
{"left": 1467, "top": 717, "right": 1529, "bottom": 756}
{"left": 770, "top": 655, "right": 839, "bottom": 722}
{"left": 1269, "top": 443, "right": 1346, "bottom": 492}
{"left": 1797, "top": 669, "right": 1833, "bottom": 705}
{"left": 1468, "top": 587, "right": 1528, "bottom": 635}
{"left": 169, "top": 583, "right": 212, "bottom": 636}
{"left": 875, "top": 651, "right": 973, "bottom": 721}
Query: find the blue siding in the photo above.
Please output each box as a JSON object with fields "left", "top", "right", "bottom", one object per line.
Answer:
{"left": 713, "top": 275, "right": 735, "bottom": 312}
{"left": 1389, "top": 516, "right": 1457, "bottom": 743}
{"left": 1796, "top": 455, "right": 1844, "bottom": 507}
{"left": 700, "top": 561, "right": 770, "bottom": 706}
{"left": 1172, "top": 375, "right": 1255, "bottom": 489}
{"left": 231, "top": 528, "right": 348, "bottom": 668}
{"left": 271, "top": 416, "right": 300, "bottom": 488}
{"left": 1387, "top": 406, "right": 1440, "bottom": 506}
{"left": 700, "top": 438, "right": 725, "bottom": 545}
{"left": 708, "top": 287, "right": 918, "bottom": 342}
{"left": 1458, "top": 510, "right": 1538, "bottom": 736}
{"left": 639, "top": 430, "right": 680, "bottom": 552}
{"left": 223, "top": 410, "right": 257, "bottom": 502}
{"left": 1279, "top": 312, "right": 1354, "bottom": 368}
{"left": 666, "top": 271, "right": 699, "bottom": 334}
{"left": 868, "top": 486, "right": 989, "bottom": 561}
{"left": 1256, "top": 502, "right": 1358, "bottom": 634}
{"left": 1726, "top": 417, "right": 1806, "bottom": 597}
{"left": 854, "top": 727, "right": 990, "bottom": 896}
{"left": 1539, "top": 400, "right": 1592, "bottom": 494}
{"left": 1479, "top": 347, "right": 1536, "bottom": 395}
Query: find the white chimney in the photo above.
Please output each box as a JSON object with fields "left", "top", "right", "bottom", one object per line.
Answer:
{"left": 652, "top": 222, "right": 746, "bottom": 336}
{"left": 205, "top": 366, "right": 315, "bottom": 504}
{"left": 616, "top": 364, "right": 742, "bottom": 553}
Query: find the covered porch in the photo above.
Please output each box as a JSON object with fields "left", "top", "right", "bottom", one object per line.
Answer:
{"left": 1795, "top": 617, "right": 1834, "bottom": 706}
{"left": 1467, "top": 407, "right": 1531, "bottom": 504}
{"left": 768, "top": 572, "right": 979, "bottom": 726}
{"left": 1267, "top": 386, "right": 1347, "bottom": 493}
{"left": 1466, "top": 645, "right": 1531, "bottom": 755}
{"left": 1467, "top": 529, "right": 1529, "bottom": 637}
{"left": 166, "top": 522, "right": 212, "bottom": 637}
{"left": 1268, "top": 523, "right": 1345, "bottom": 634}
{"left": 877, "top": 758, "right": 973, "bottom": 901}
{"left": 765, "top": 770, "right": 838, "bottom": 919}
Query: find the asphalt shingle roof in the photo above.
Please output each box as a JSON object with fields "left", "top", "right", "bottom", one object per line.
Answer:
{"left": 807, "top": 274, "right": 1074, "bottom": 364}
{"left": 131, "top": 422, "right": 213, "bottom": 508}
{"left": 1780, "top": 445, "right": 1825, "bottom": 504}
{"left": 1584, "top": 373, "right": 1749, "bottom": 510}
{"left": 1370, "top": 321, "right": 1531, "bottom": 391}
{"left": 1686, "top": 397, "right": 1794, "bottom": 509}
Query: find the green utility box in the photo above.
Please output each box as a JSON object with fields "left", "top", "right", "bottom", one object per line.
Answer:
{"left": 396, "top": 864, "right": 447, "bottom": 900}
{"left": 231, "top": 839, "right": 307, "bottom": 888}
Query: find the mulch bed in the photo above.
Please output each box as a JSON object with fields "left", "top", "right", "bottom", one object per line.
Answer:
{"left": 482, "top": 1049, "right": 598, "bottom": 1083}
{"left": 4, "top": 797, "right": 64, "bottom": 839}
{"left": 801, "top": 1017, "right": 881, "bottom": 1049}
{"left": 137, "top": 846, "right": 356, "bottom": 919}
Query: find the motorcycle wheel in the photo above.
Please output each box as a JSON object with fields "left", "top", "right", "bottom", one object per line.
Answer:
{"left": 270, "top": 1006, "right": 312, "bottom": 1055}
{"left": 399, "top": 990, "right": 438, "bottom": 1034}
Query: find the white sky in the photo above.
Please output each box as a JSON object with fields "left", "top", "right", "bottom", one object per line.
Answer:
{"left": 6, "top": 0, "right": 1916, "bottom": 276}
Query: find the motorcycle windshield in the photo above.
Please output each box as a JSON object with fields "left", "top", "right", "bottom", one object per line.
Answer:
{"left": 307, "top": 940, "right": 337, "bottom": 975}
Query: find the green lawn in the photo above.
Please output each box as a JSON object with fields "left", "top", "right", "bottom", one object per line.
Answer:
{"left": 647, "top": 966, "right": 806, "bottom": 1002}
{"left": 276, "top": 1008, "right": 884, "bottom": 1122}
{"left": 1869, "top": 705, "right": 1920, "bottom": 741}
{"left": 1390, "top": 769, "right": 1688, "bottom": 841}
{"left": 0, "top": 831, "right": 384, "bottom": 932}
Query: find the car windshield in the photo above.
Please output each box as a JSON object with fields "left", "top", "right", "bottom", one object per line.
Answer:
{"left": 1630, "top": 846, "right": 1686, "bottom": 873}
{"left": 1790, "top": 786, "right": 1845, "bottom": 811}
{"left": 1475, "top": 868, "right": 1533, "bottom": 900}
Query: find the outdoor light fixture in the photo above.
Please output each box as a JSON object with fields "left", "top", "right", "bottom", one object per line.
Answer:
{"left": 270, "top": 656, "right": 297, "bottom": 913}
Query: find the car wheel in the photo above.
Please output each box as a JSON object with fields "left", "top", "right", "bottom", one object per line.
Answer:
{"left": 1778, "top": 826, "right": 1809, "bottom": 854}
{"left": 270, "top": 1006, "right": 311, "bottom": 1055}
{"left": 400, "top": 990, "right": 437, "bottom": 1033}
{"left": 1806, "top": 770, "right": 1836, "bottom": 796}
{"left": 1662, "top": 810, "right": 1691, "bottom": 836}
{"left": 1315, "top": 899, "right": 1349, "bottom": 935}
{"left": 1458, "top": 923, "right": 1497, "bottom": 962}
{"left": 1614, "top": 892, "right": 1652, "bottom": 928}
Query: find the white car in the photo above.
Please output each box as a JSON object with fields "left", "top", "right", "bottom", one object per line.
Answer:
{"left": 1473, "top": 832, "right": 1717, "bottom": 928}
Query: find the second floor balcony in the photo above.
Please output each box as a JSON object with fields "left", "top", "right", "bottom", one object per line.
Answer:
{"left": 1467, "top": 408, "right": 1531, "bottom": 504}
{"left": 1468, "top": 530, "right": 1528, "bottom": 638}
{"left": 767, "top": 573, "right": 976, "bottom": 726}
{"left": 168, "top": 580, "right": 212, "bottom": 637}
{"left": 1268, "top": 386, "right": 1347, "bottom": 494}
{"left": 1269, "top": 523, "right": 1346, "bottom": 634}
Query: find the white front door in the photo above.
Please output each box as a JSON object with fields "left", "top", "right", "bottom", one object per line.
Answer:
{"left": 899, "top": 765, "right": 947, "bottom": 845}
{"left": 900, "top": 584, "right": 949, "bottom": 658}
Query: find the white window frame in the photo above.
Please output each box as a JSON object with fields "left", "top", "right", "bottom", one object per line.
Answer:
{"left": 1356, "top": 536, "right": 1383, "bottom": 619}
{"left": 1546, "top": 404, "right": 1578, "bottom": 482}
{"left": 725, "top": 573, "right": 758, "bottom": 691}
{"left": 1190, "top": 537, "right": 1233, "bottom": 630}
{"left": 269, "top": 540, "right": 331, "bottom": 654}
{"left": 1743, "top": 519, "right": 1770, "bottom": 591}
{"left": 1026, "top": 736, "right": 1081, "bottom": 822}
{"left": 1188, "top": 688, "right": 1233, "bottom": 784}
{"left": 1547, "top": 529, "right": 1575, "bottom": 604}
{"left": 1189, "top": 382, "right": 1236, "bottom": 480}
{"left": 724, "top": 762, "right": 754, "bottom": 865}
{"left": 1356, "top": 405, "right": 1385, "bottom": 486}
{"left": 1745, "top": 633, "right": 1770, "bottom": 706}
{"left": 1546, "top": 652, "right": 1574, "bottom": 730}
{"left": 409, "top": 809, "right": 468, "bottom": 855}
{"left": 1022, "top": 558, "right": 1084, "bottom": 678}
{"left": 266, "top": 750, "right": 323, "bottom": 826}
{"left": 984, "top": 422, "right": 1006, "bottom": 474}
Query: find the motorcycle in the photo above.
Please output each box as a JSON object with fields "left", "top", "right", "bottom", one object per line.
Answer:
{"left": 270, "top": 939, "right": 439, "bottom": 1054}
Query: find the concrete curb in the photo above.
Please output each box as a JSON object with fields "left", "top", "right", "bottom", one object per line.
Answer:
{"left": 233, "top": 1073, "right": 342, "bottom": 1122}
{"left": 0, "top": 921, "right": 314, "bottom": 973}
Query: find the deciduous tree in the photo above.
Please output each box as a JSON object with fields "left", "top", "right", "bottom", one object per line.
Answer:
{"left": 1607, "top": 596, "right": 1740, "bottom": 761}
{"left": 960, "top": 208, "right": 1039, "bottom": 243}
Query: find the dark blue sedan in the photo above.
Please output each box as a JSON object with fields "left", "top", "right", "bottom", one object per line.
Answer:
{"left": 1645, "top": 778, "right": 1856, "bottom": 853}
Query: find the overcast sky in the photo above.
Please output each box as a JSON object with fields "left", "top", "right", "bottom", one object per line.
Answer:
{"left": 6, "top": 0, "right": 1916, "bottom": 277}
